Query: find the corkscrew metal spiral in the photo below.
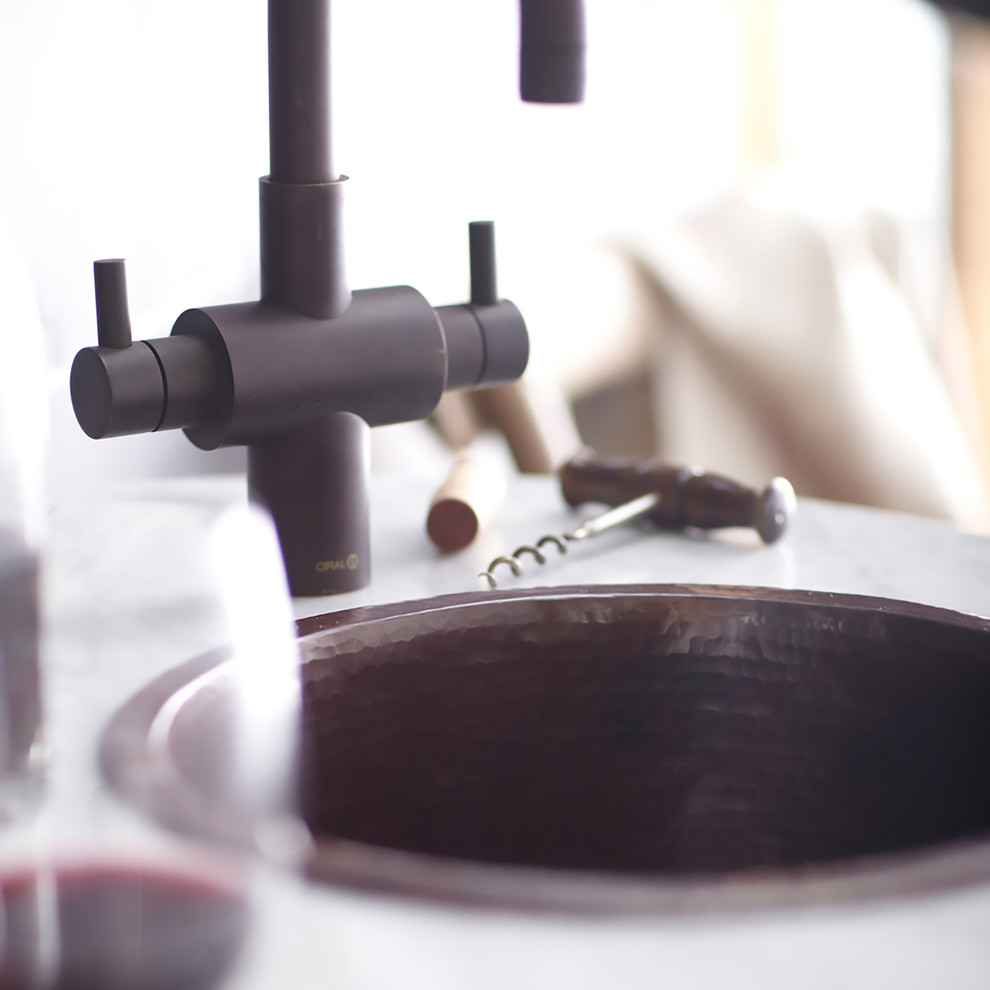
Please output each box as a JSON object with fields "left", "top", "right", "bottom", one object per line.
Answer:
{"left": 479, "top": 451, "right": 795, "bottom": 589}
{"left": 479, "top": 492, "right": 660, "bottom": 588}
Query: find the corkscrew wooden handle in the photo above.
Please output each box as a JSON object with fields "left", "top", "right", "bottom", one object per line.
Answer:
{"left": 558, "top": 449, "right": 795, "bottom": 544}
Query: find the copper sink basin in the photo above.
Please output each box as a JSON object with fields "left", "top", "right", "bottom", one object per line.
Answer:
{"left": 102, "top": 585, "right": 990, "bottom": 914}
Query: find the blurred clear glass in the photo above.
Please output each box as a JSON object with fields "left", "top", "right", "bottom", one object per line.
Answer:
{"left": 0, "top": 483, "right": 308, "bottom": 987}
{"left": 0, "top": 235, "right": 48, "bottom": 823}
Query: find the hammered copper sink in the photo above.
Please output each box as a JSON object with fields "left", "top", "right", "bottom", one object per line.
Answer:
{"left": 103, "top": 585, "right": 990, "bottom": 914}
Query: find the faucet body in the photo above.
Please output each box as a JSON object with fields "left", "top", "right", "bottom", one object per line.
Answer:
{"left": 69, "top": 0, "right": 584, "bottom": 596}
{"left": 72, "top": 250, "right": 527, "bottom": 596}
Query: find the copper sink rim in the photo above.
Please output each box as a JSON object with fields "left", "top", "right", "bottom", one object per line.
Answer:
{"left": 102, "top": 583, "right": 990, "bottom": 918}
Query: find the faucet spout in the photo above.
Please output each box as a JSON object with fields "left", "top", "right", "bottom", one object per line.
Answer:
{"left": 70, "top": 0, "right": 583, "bottom": 596}
{"left": 265, "top": 0, "right": 588, "bottom": 188}
{"left": 520, "top": 0, "right": 586, "bottom": 104}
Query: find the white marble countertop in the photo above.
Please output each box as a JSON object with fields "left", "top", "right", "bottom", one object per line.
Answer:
{"left": 27, "top": 473, "right": 990, "bottom": 987}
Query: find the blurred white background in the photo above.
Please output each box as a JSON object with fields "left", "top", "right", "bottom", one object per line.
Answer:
{"left": 2, "top": 0, "right": 978, "bottom": 520}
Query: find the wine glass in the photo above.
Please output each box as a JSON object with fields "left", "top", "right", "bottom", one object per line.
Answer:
{"left": 1, "top": 471, "right": 305, "bottom": 985}
{"left": 0, "top": 255, "right": 47, "bottom": 824}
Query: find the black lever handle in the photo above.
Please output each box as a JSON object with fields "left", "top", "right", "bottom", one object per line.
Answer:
{"left": 94, "top": 259, "right": 133, "bottom": 350}
{"left": 469, "top": 221, "right": 498, "bottom": 305}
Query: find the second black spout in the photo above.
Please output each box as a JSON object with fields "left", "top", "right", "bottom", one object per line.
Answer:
{"left": 520, "top": 0, "right": 587, "bottom": 103}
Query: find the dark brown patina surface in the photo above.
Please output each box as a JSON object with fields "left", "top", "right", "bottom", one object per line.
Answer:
{"left": 298, "top": 586, "right": 990, "bottom": 910}
{"left": 102, "top": 586, "right": 990, "bottom": 915}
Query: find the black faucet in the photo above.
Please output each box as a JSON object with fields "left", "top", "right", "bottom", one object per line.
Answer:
{"left": 69, "top": 0, "right": 585, "bottom": 596}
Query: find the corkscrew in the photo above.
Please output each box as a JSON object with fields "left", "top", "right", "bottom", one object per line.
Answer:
{"left": 478, "top": 449, "right": 795, "bottom": 588}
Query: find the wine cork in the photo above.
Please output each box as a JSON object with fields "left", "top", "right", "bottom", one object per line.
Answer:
{"left": 426, "top": 457, "right": 507, "bottom": 553}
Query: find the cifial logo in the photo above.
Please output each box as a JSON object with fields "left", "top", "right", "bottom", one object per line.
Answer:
{"left": 316, "top": 554, "right": 360, "bottom": 573}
